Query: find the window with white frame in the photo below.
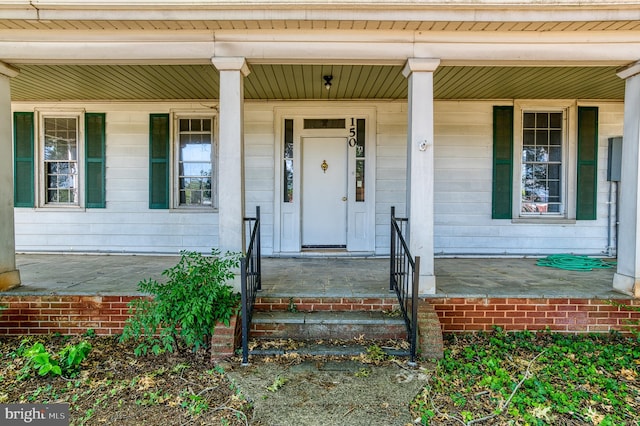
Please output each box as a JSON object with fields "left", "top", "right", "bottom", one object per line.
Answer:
{"left": 176, "top": 116, "right": 215, "bottom": 208}
{"left": 41, "top": 115, "right": 80, "bottom": 206}
{"left": 520, "top": 110, "right": 565, "bottom": 215}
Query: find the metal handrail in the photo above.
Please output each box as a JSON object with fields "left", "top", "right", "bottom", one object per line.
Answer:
{"left": 389, "top": 206, "right": 420, "bottom": 364}
{"left": 241, "top": 206, "right": 261, "bottom": 365}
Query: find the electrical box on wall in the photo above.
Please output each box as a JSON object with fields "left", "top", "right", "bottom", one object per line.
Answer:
{"left": 607, "top": 137, "right": 622, "bottom": 182}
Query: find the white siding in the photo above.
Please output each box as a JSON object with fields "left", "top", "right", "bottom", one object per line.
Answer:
{"left": 14, "top": 102, "right": 220, "bottom": 254}
{"left": 13, "top": 99, "right": 623, "bottom": 257}
{"left": 373, "top": 100, "right": 623, "bottom": 256}
{"left": 244, "top": 104, "right": 276, "bottom": 255}
{"left": 431, "top": 100, "right": 623, "bottom": 256}
{"left": 375, "top": 102, "right": 407, "bottom": 253}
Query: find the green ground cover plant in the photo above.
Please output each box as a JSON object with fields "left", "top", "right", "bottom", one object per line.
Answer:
{"left": 15, "top": 339, "right": 92, "bottom": 379}
{"left": 1, "top": 335, "right": 251, "bottom": 425}
{"left": 413, "top": 329, "right": 640, "bottom": 425}
{"left": 120, "top": 249, "right": 240, "bottom": 355}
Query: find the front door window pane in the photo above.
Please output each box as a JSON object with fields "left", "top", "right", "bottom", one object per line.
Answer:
{"left": 283, "top": 119, "right": 294, "bottom": 202}
{"left": 355, "top": 119, "right": 366, "bottom": 202}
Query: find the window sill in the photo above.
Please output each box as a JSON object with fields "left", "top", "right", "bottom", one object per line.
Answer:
{"left": 35, "top": 206, "right": 85, "bottom": 212}
{"left": 512, "top": 217, "right": 576, "bottom": 225}
{"left": 170, "top": 207, "right": 218, "bottom": 213}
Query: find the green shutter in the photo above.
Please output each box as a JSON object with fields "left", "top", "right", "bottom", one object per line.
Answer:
{"left": 149, "top": 114, "right": 170, "bottom": 209}
{"left": 576, "top": 106, "right": 599, "bottom": 220}
{"left": 85, "top": 113, "right": 106, "bottom": 208}
{"left": 492, "top": 106, "right": 514, "bottom": 219}
{"left": 13, "top": 112, "right": 34, "bottom": 207}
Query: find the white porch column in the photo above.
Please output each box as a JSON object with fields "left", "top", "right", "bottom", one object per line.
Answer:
{"left": 211, "top": 57, "right": 250, "bottom": 258}
{"left": 614, "top": 61, "right": 640, "bottom": 297}
{"left": 0, "top": 62, "right": 21, "bottom": 291}
{"left": 402, "top": 58, "right": 440, "bottom": 295}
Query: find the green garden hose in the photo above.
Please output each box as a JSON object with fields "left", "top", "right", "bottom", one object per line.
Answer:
{"left": 536, "top": 254, "right": 616, "bottom": 271}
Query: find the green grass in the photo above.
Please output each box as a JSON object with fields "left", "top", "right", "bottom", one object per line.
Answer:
{"left": 413, "top": 329, "right": 640, "bottom": 425}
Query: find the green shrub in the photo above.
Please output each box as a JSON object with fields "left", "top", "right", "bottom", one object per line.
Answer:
{"left": 120, "top": 249, "right": 241, "bottom": 356}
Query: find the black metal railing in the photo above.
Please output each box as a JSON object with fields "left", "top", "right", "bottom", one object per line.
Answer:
{"left": 389, "top": 206, "right": 420, "bottom": 364}
{"left": 241, "top": 206, "right": 261, "bottom": 365}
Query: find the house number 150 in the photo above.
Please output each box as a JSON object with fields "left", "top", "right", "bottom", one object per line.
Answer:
{"left": 348, "top": 118, "right": 357, "bottom": 147}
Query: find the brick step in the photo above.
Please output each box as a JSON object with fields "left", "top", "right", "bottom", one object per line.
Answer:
{"left": 254, "top": 296, "right": 400, "bottom": 313}
{"left": 250, "top": 311, "right": 408, "bottom": 340}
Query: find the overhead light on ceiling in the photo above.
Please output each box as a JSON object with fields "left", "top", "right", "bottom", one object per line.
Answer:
{"left": 323, "top": 75, "right": 333, "bottom": 91}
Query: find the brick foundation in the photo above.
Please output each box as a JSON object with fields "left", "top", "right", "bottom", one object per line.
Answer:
{"left": 0, "top": 295, "right": 137, "bottom": 335}
{"left": 430, "top": 297, "right": 640, "bottom": 334}
{"left": 0, "top": 295, "right": 240, "bottom": 360}
{"left": 2, "top": 295, "right": 639, "bottom": 348}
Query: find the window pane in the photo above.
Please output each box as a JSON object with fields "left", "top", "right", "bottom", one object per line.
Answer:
{"left": 355, "top": 119, "right": 366, "bottom": 202}
{"left": 303, "top": 118, "right": 345, "bottom": 129}
{"left": 533, "top": 164, "right": 547, "bottom": 182}
{"left": 356, "top": 159, "right": 365, "bottom": 202}
{"left": 284, "top": 141, "right": 293, "bottom": 158}
{"left": 283, "top": 119, "right": 294, "bottom": 203}
{"left": 356, "top": 119, "right": 366, "bottom": 158}
{"left": 536, "top": 113, "right": 548, "bottom": 128}
{"left": 522, "top": 146, "right": 535, "bottom": 162}
{"left": 178, "top": 118, "right": 214, "bottom": 207}
{"left": 549, "top": 146, "right": 562, "bottom": 162}
{"left": 548, "top": 180, "right": 560, "bottom": 199}
{"left": 181, "top": 162, "right": 211, "bottom": 176}
{"left": 523, "top": 130, "right": 535, "bottom": 145}
{"left": 284, "top": 159, "right": 294, "bottom": 202}
{"left": 535, "top": 130, "right": 548, "bottom": 145}
{"left": 523, "top": 113, "right": 535, "bottom": 128}
{"left": 520, "top": 110, "right": 564, "bottom": 215}
{"left": 43, "top": 117, "right": 78, "bottom": 205}
{"left": 549, "top": 112, "right": 562, "bottom": 128}
{"left": 535, "top": 147, "right": 548, "bottom": 162}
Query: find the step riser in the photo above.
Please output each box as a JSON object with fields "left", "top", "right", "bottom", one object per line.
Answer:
{"left": 254, "top": 297, "right": 399, "bottom": 313}
{"left": 250, "top": 322, "right": 407, "bottom": 340}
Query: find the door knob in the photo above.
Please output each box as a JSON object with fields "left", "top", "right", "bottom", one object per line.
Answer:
{"left": 342, "top": 197, "right": 347, "bottom": 201}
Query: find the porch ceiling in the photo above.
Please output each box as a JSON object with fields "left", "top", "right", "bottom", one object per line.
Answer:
{"left": 10, "top": 63, "right": 624, "bottom": 101}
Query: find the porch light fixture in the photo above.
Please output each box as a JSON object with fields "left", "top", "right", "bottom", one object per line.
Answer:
{"left": 323, "top": 75, "right": 333, "bottom": 90}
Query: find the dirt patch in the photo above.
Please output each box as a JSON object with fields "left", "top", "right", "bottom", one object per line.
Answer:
{"left": 1, "top": 335, "right": 251, "bottom": 425}
{"left": 2, "top": 334, "right": 434, "bottom": 425}
{"left": 222, "top": 355, "right": 431, "bottom": 426}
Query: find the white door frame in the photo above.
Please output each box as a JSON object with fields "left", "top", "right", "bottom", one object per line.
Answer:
{"left": 273, "top": 104, "right": 377, "bottom": 254}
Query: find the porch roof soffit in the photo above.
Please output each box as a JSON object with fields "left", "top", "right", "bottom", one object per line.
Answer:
{"left": 8, "top": 63, "right": 626, "bottom": 101}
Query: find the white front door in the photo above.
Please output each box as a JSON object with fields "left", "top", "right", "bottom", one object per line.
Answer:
{"left": 301, "top": 137, "right": 348, "bottom": 247}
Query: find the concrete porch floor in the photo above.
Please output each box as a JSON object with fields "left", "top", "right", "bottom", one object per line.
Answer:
{"left": 4, "top": 254, "right": 627, "bottom": 299}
